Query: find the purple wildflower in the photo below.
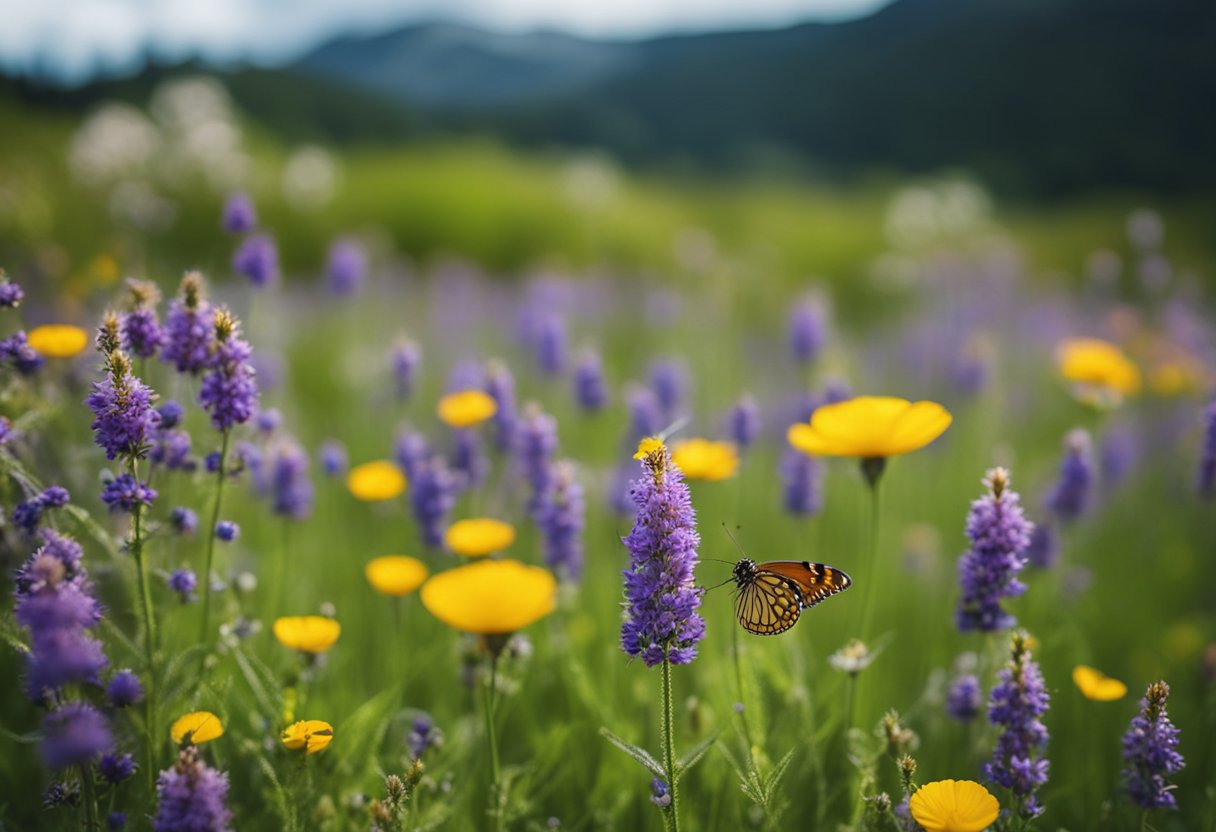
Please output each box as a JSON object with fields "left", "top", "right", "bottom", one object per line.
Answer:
{"left": 1198, "top": 400, "right": 1216, "bottom": 498}
{"left": 394, "top": 429, "right": 430, "bottom": 482}
{"left": 170, "top": 507, "right": 198, "bottom": 535}
{"left": 161, "top": 272, "right": 214, "bottom": 375}
{"left": 956, "top": 468, "right": 1033, "bottom": 633}
{"left": 40, "top": 703, "right": 114, "bottom": 770}
{"left": 650, "top": 777, "right": 672, "bottom": 809}
{"left": 1025, "top": 522, "right": 1056, "bottom": 569}
{"left": 781, "top": 448, "right": 824, "bottom": 517}
{"left": 1122, "top": 681, "right": 1185, "bottom": 810}
{"left": 574, "top": 350, "right": 609, "bottom": 412}
{"left": 42, "top": 780, "right": 80, "bottom": 808}
{"left": 100, "top": 752, "right": 138, "bottom": 784}
{"left": 150, "top": 428, "right": 195, "bottom": 472}
{"left": 822, "top": 377, "right": 852, "bottom": 405}
{"left": 410, "top": 456, "right": 456, "bottom": 549}
{"left": 946, "top": 673, "right": 982, "bottom": 722}
{"left": 484, "top": 360, "right": 518, "bottom": 452}
{"left": 255, "top": 407, "right": 281, "bottom": 434}
{"left": 1045, "top": 429, "right": 1094, "bottom": 522}
{"left": 215, "top": 521, "right": 239, "bottom": 542}
{"left": 621, "top": 442, "right": 704, "bottom": 667}
{"left": 626, "top": 386, "right": 662, "bottom": 444}
{"left": 108, "top": 811, "right": 127, "bottom": 830}
{"left": 318, "top": 440, "right": 348, "bottom": 477}
{"left": 168, "top": 569, "right": 198, "bottom": 603}
{"left": 121, "top": 279, "right": 166, "bottom": 359}
{"left": 326, "top": 237, "right": 367, "bottom": 297}
{"left": 0, "top": 275, "right": 24, "bottom": 308}
{"left": 153, "top": 746, "right": 233, "bottom": 832}
{"left": 984, "top": 631, "right": 1050, "bottom": 819}
{"left": 537, "top": 460, "right": 585, "bottom": 581}
{"left": 727, "top": 395, "right": 760, "bottom": 449}
{"left": 157, "top": 401, "right": 184, "bottom": 429}
{"left": 100, "top": 474, "right": 158, "bottom": 514}
{"left": 649, "top": 359, "right": 688, "bottom": 421}
{"left": 262, "top": 438, "right": 314, "bottom": 521}
{"left": 232, "top": 232, "right": 279, "bottom": 287}
{"left": 204, "top": 452, "right": 223, "bottom": 474}
{"left": 451, "top": 428, "right": 488, "bottom": 491}
{"left": 13, "top": 498, "right": 45, "bottom": 534}
{"left": 517, "top": 404, "right": 558, "bottom": 515}
{"left": 536, "top": 316, "right": 567, "bottom": 376}
{"left": 87, "top": 351, "right": 160, "bottom": 461}
{"left": 407, "top": 714, "right": 442, "bottom": 759}
{"left": 1100, "top": 424, "right": 1139, "bottom": 488}
{"left": 199, "top": 309, "right": 258, "bottom": 432}
{"left": 41, "top": 485, "right": 70, "bottom": 508}
{"left": 0, "top": 415, "right": 11, "bottom": 445}
{"left": 221, "top": 192, "right": 256, "bottom": 234}
{"left": 789, "top": 295, "right": 827, "bottom": 364}
{"left": 106, "top": 669, "right": 144, "bottom": 707}
{"left": 389, "top": 338, "right": 421, "bottom": 401}
{"left": 0, "top": 331, "right": 43, "bottom": 375}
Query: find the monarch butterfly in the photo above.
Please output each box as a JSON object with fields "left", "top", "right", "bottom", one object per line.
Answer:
{"left": 732, "top": 558, "right": 852, "bottom": 635}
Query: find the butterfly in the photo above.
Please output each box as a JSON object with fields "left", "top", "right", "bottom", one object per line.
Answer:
{"left": 732, "top": 558, "right": 852, "bottom": 635}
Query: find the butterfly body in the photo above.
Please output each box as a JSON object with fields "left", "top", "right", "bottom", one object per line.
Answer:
{"left": 732, "top": 558, "right": 852, "bottom": 635}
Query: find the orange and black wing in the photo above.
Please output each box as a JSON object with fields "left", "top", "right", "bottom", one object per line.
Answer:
{"left": 734, "top": 572, "right": 802, "bottom": 635}
{"left": 755, "top": 561, "right": 852, "bottom": 609}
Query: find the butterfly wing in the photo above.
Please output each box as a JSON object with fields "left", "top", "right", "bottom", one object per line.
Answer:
{"left": 735, "top": 571, "right": 802, "bottom": 635}
{"left": 756, "top": 561, "right": 852, "bottom": 609}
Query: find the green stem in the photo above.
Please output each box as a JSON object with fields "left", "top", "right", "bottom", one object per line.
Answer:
{"left": 80, "top": 763, "right": 98, "bottom": 831}
{"left": 662, "top": 655, "right": 681, "bottom": 832}
{"left": 858, "top": 476, "right": 883, "bottom": 640}
{"left": 484, "top": 653, "right": 503, "bottom": 832}
{"left": 730, "top": 622, "right": 756, "bottom": 760}
{"left": 199, "top": 430, "right": 231, "bottom": 645}
{"left": 128, "top": 458, "right": 158, "bottom": 789}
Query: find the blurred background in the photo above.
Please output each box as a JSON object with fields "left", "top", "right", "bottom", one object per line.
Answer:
{"left": 1, "top": 0, "right": 1214, "bottom": 296}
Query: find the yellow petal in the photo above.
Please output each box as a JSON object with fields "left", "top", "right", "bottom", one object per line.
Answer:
{"left": 437, "top": 390, "right": 497, "bottom": 428}
{"left": 444, "top": 518, "right": 516, "bottom": 557}
{"left": 1057, "top": 337, "right": 1141, "bottom": 396}
{"left": 421, "top": 559, "right": 556, "bottom": 635}
{"left": 365, "top": 556, "right": 429, "bottom": 596}
{"left": 670, "top": 439, "right": 739, "bottom": 482}
{"left": 347, "top": 461, "right": 406, "bottom": 502}
{"left": 273, "top": 616, "right": 342, "bottom": 653}
{"left": 170, "top": 711, "right": 224, "bottom": 746}
{"left": 27, "top": 325, "right": 89, "bottom": 358}
{"left": 281, "top": 719, "right": 334, "bottom": 754}
{"left": 788, "top": 396, "right": 952, "bottom": 458}
{"left": 634, "top": 437, "right": 665, "bottom": 460}
{"left": 1072, "top": 664, "right": 1128, "bottom": 701}
{"left": 909, "top": 779, "right": 1000, "bottom": 832}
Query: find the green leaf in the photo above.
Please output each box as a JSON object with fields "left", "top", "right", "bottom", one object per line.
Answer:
{"left": 715, "top": 740, "right": 764, "bottom": 805}
{"left": 764, "top": 748, "right": 796, "bottom": 795}
{"left": 333, "top": 684, "right": 402, "bottom": 777}
{"left": 231, "top": 645, "right": 280, "bottom": 718}
{"left": 598, "top": 727, "right": 665, "bottom": 779}
{"left": 674, "top": 731, "right": 718, "bottom": 784}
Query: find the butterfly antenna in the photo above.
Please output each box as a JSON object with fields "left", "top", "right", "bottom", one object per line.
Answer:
{"left": 721, "top": 523, "right": 749, "bottom": 558}
{"left": 702, "top": 575, "right": 735, "bottom": 593}
{"left": 702, "top": 557, "right": 736, "bottom": 566}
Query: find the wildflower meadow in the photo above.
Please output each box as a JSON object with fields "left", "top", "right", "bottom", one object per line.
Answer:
{"left": 1, "top": 82, "right": 1215, "bottom": 832}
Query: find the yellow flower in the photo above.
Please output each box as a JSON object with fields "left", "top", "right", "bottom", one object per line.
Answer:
{"left": 26, "top": 325, "right": 89, "bottom": 358}
{"left": 1057, "top": 337, "right": 1141, "bottom": 397}
{"left": 787, "top": 396, "right": 952, "bottom": 458}
{"left": 1072, "top": 665, "right": 1128, "bottom": 701}
{"left": 170, "top": 711, "right": 224, "bottom": 746}
{"left": 365, "top": 556, "right": 429, "bottom": 596}
{"left": 437, "top": 390, "right": 497, "bottom": 428}
{"left": 347, "top": 461, "right": 406, "bottom": 501}
{"left": 633, "top": 437, "right": 665, "bottom": 460}
{"left": 444, "top": 518, "right": 517, "bottom": 557}
{"left": 273, "top": 616, "right": 342, "bottom": 653}
{"left": 281, "top": 719, "right": 334, "bottom": 754}
{"left": 670, "top": 439, "right": 740, "bottom": 481}
{"left": 421, "top": 559, "right": 556, "bottom": 635}
{"left": 909, "top": 779, "right": 1000, "bottom": 832}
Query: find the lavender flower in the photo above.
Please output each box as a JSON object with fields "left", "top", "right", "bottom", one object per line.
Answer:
{"left": 1025, "top": 522, "right": 1056, "bottom": 569}
{"left": 121, "top": 279, "right": 165, "bottom": 359}
{"left": 956, "top": 467, "right": 1033, "bottom": 633}
{"left": 153, "top": 746, "right": 233, "bottom": 832}
{"left": 318, "top": 440, "right": 348, "bottom": 477}
{"left": 150, "top": 427, "right": 194, "bottom": 472}
{"left": 100, "top": 752, "right": 138, "bottom": 784}
{"left": 215, "top": 521, "right": 239, "bottom": 542}
{"left": 161, "top": 272, "right": 214, "bottom": 375}
{"left": 40, "top": 703, "right": 114, "bottom": 770}
{"left": 326, "top": 237, "right": 367, "bottom": 296}
{"left": 170, "top": 507, "right": 198, "bottom": 535}
{"left": 727, "top": 395, "right": 760, "bottom": 449}
{"left": 517, "top": 404, "right": 558, "bottom": 514}
{"left": 946, "top": 673, "right": 982, "bottom": 722}
{"left": 0, "top": 275, "right": 24, "bottom": 307}
{"left": 1122, "top": 681, "right": 1185, "bottom": 810}
{"left": 264, "top": 438, "right": 314, "bottom": 521}
{"left": 451, "top": 428, "right": 488, "bottom": 491}
{"left": 232, "top": 233, "right": 279, "bottom": 287}
{"left": 407, "top": 714, "right": 443, "bottom": 759}
{"left": 13, "top": 486, "right": 70, "bottom": 535}
{"left": 100, "top": 474, "right": 158, "bottom": 514}
{"left": 537, "top": 461, "right": 585, "bottom": 581}
{"left": 621, "top": 442, "right": 705, "bottom": 667}
{"left": 108, "top": 811, "right": 127, "bottom": 830}
{"left": 649, "top": 359, "right": 688, "bottom": 421}
{"left": 781, "top": 448, "right": 824, "bottom": 517}
{"left": 199, "top": 309, "right": 258, "bottom": 432}
{"left": 255, "top": 408, "right": 281, "bottom": 434}
{"left": 106, "top": 670, "right": 144, "bottom": 707}
{"left": 41, "top": 486, "right": 70, "bottom": 508}
{"left": 87, "top": 351, "right": 160, "bottom": 461}
{"left": 536, "top": 316, "right": 567, "bottom": 376}
{"left": 158, "top": 401, "right": 184, "bottom": 428}
{"left": 789, "top": 295, "right": 827, "bottom": 363}
{"left": 1198, "top": 400, "right": 1216, "bottom": 498}
{"left": 484, "top": 360, "right": 518, "bottom": 452}
{"left": 650, "top": 777, "right": 672, "bottom": 809}
{"left": 626, "top": 386, "right": 662, "bottom": 443}
{"left": 389, "top": 338, "right": 421, "bottom": 401}
{"left": 0, "top": 331, "right": 42, "bottom": 375}
{"left": 168, "top": 569, "right": 198, "bottom": 603}
{"left": 985, "top": 631, "right": 1050, "bottom": 819}
{"left": 410, "top": 456, "right": 456, "bottom": 549}
{"left": 573, "top": 350, "right": 609, "bottom": 412}
{"left": 1045, "top": 429, "right": 1094, "bottom": 521}
{"left": 221, "top": 192, "right": 256, "bottom": 234}
{"left": 394, "top": 429, "right": 430, "bottom": 482}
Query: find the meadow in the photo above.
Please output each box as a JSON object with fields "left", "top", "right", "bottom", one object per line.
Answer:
{"left": 0, "top": 78, "right": 1213, "bottom": 831}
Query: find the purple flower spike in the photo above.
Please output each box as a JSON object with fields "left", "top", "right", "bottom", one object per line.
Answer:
{"left": 161, "top": 272, "right": 214, "bottom": 375}
{"left": 789, "top": 294, "right": 828, "bottom": 364}
{"left": 106, "top": 670, "right": 145, "bottom": 708}
{"left": 199, "top": 309, "right": 258, "bottom": 432}
{"left": 517, "top": 404, "right": 558, "bottom": 515}
{"left": 88, "top": 352, "right": 160, "bottom": 461}
{"left": 1122, "top": 680, "right": 1185, "bottom": 810}
{"left": 221, "top": 191, "right": 257, "bottom": 234}
{"left": 620, "top": 442, "right": 704, "bottom": 667}
{"left": 727, "top": 395, "right": 760, "bottom": 449}
{"left": 0, "top": 275, "right": 24, "bottom": 308}
{"left": 1198, "top": 400, "right": 1216, "bottom": 498}
{"left": 326, "top": 237, "right": 367, "bottom": 297}
{"left": 390, "top": 338, "right": 421, "bottom": 401}
{"left": 537, "top": 460, "right": 585, "bottom": 582}
{"left": 100, "top": 474, "right": 158, "bottom": 514}
{"left": 536, "top": 316, "right": 567, "bottom": 376}
{"left": 153, "top": 746, "right": 233, "bottom": 832}
{"left": 40, "top": 703, "right": 114, "bottom": 770}
{"left": 574, "top": 350, "right": 609, "bottom": 412}
{"left": 946, "top": 673, "right": 982, "bottom": 722}
{"left": 956, "top": 467, "right": 1033, "bottom": 633}
{"left": 410, "top": 456, "right": 457, "bottom": 549}
{"left": 484, "top": 360, "right": 518, "bottom": 452}
{"left": 984, "top": 631, "right": 1050, "bottom": 819}
{"left": 780, "top": 447, "right": 823, "bottom": 517}
{"left": 232, "top": 233, "right": 279, "bottom": 287}
{"left": 168, "top": 569, "right": 198, "bottom": 603}
{"left": 1045, "top": 429, "right": 1093, "bottom": 522}
{"left": 265, "top": 438, "right": 314, "bottom": 521}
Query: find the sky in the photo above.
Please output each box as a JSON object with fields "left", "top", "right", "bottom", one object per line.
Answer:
{"left": 0, "top": 0, "right": 888, "bottom": 81}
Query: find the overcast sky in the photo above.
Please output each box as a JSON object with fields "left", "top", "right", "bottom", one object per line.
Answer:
{"left": 1, "top": 0, "right": 888, "bottom": 80}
